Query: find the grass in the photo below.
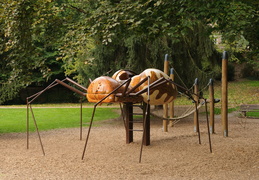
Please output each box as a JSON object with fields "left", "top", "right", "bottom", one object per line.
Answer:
{"left": 0, "top": 107, "right": 120, "bottom": 133}
{"left": 170, "top": 79, "right": 259, "bottom": 117}
{"left": 213, "top": 107, "right": 237, "bottom": 115}
{"left": 216, "top": 80, "right": 259, "bottom": 106}
{"left": 175, "top": 79, "right": 259, "bottom": 107}
{"left": 175, "top": 79, "right": 259, "bottom": 106}
{"left": 246, "top": 111, "right": 259, "bottom": 117}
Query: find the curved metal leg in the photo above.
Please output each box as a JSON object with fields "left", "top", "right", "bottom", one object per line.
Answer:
{"left": 139, "top": 76, "right": 150, "bottom": 163}
{"left": 29, "top": 104, "right": 45, "bottom": 156}
{"left": 195, "top": 101, "right": 201, "bottom": 144}
{"left": 27, "top": 100, "right": 29, "bottom": 150}
{"left": 80, "top": 97, "right": 83, "bottom": 140}
{"left": 204, "top": 99, "right": 212, "bottom": 153}
{"left": 81, "top": 78, "right": 132, "bottom": 160}
{"left": 81, "top": 104, "right": 97, "bottom": 160}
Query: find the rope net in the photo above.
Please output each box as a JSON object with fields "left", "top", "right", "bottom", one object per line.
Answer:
{"left": 150, "top": 97, "right": 205, "bottom": 123}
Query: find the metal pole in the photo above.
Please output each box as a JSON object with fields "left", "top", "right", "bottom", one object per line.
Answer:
{"left": 163, "top": 54, "right": 169, "bottom": 132}
{"left": 80, "top": 97, "right": 83, "bottom": 140}
{"left": 209, "top": 79, "right": 215, "bottom": 134}
{"left": 55, "top": 79, "right": 86, "bottom": 96}
{"left": 29, "top": 104, "right": 45, "bottom": 156}
{"left": 204, "top": 99, "right": 212, "bottom": 153}
{"left": 221, "top": 51, "right": 228, "bottom": 137}
{"left": 193, "top": 78, "right": 199, "bottom": 133}
{"left": 139, "top": 76, "right": 150, "bottom": 163}
{"left": 82, "top": 105, "right": 97, "bottom": 160}
{"left": 81, "top": 80, "right": 131, "bottom": 160}
{"left": 26, "top": 98, "right": 29, "bottom": 149}
{"left": 143, "top": 102, "right": 150, "bottom": 146}
{"left": 195, "top": 100, "right": 201, "bottom": 144}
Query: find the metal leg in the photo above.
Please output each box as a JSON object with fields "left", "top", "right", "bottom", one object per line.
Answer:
{"left": 195, "top": 101, "right": 201, "bottom": 145}
{"left": 81, "top": 78, "right": 132, "bottom": 160}
{"left": 139, "top": 102, "right": 150, "bottom": 163}
{"left": 204, "top": 99, "right": 212, "bottom": 153}
{"left": 26, "top": 99, "right": 29, "bottom": 149}
{"left": 143, "top": 102, "right": 150, "bottom": 146}
{"left": 29, "top": 104, "right": 45, "bottom": 156}
{"left": 80, "top": 97, "right": 83, "bottom": 140}
{"left": 27, "top": 78, "right": 86, "bottom": 104}
{"left": 81, "top": 104, "right": 97, "bottom": 160}
{"left": 139, "top": 76, "right": 150, "bottom": 163}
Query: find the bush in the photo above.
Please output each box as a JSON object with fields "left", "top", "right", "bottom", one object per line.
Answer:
{"left": 227, "top": 63, "right": 235, "bottom": 81}
{"left": 242, "top": 63, "right": 259, "bottom": 80}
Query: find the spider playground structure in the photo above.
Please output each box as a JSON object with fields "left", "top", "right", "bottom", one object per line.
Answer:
{"left": 26, "top": 52, "right": 229, "bottom": 163}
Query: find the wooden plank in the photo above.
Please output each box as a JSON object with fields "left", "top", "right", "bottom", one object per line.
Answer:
{"left": 124, "top": 102, "right": 133, "bottom": 144}
{"left": 240, "top": 104, "right": 259, "bottom": 111}
{"left": 239, "top": 104, "right": 259, "bottom": 118}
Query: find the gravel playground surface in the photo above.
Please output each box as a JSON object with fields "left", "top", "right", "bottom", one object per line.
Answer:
{"left": 0, "top": 113, "right": 259, "bottom": 179}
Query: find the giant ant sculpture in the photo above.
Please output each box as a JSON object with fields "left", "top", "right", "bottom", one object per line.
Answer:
{"left": 27, "top": 68, "right": 212, "bottom": 162}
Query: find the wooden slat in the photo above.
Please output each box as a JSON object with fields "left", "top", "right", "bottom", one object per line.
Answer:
{"left": 240, "top": 104, "right": 259, "bottom": 111}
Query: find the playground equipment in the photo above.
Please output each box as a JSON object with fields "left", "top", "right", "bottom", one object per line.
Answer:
{"left": 26, "top": 69, "right": 180, "bottom": 156}
{"left": 86, "top": 68, "right": 178, "bottom": 105}
{"left": 221, "top": 51, "right": 228, "bottom": 137}
{"left": 26, "top": 52, "right": 229, "bottom": 162}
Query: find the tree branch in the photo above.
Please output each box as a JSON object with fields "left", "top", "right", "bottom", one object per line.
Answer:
{"left": 63, "top": 4, "right": 88, "bottom": 15}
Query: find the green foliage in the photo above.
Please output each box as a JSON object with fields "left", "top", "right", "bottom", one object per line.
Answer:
{"left": 1, "top": 0, "right": 258, "bottom": 104}
{"left": 0, "top": 0, "right": 68, "bottom": 104}
{"left": 59, "top": 0, "right": 258, "bottom": 87}
{"left": 59, "top": 0, "right": 224, "bottom": 87}
{"left": 213, "top": 0, "right": 259, "bottom": 72}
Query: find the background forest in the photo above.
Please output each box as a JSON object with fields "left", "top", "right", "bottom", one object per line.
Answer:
{"left": 0, "top": 0, "right": 258, "bottom": 104}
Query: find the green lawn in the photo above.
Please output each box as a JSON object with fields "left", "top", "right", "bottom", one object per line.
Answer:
{"left": 0, "top": 107, "right": 120, "bottom": 133}
{"left": 246, "top": 111, "right": 259, "bottom": 117}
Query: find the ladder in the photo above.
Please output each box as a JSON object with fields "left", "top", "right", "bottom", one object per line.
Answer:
{"left": 123, "top": 102, "right": 150, "bottom": 146}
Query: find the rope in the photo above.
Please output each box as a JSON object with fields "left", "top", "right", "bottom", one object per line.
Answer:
{"left": 170, "top": 65, "right": 189, "bottom": 90}
{"left": 150, "top": 99, "right": 205, "bottom": 121}
{"left": 198, "top": 81, "right": 211, "bottom": 94}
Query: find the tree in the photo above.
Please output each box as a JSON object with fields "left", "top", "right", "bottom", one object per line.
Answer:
{"left": 1, "top": 0, "right": 258, "bottom": 104}
{"left": 94, "top": 0, "right": 256, "bottom": 81}
{"left": 0, "top": 0, "right": 67, "bottom": 104}
{"left": 62, "top": 0, "right": 256, "bottom": 86}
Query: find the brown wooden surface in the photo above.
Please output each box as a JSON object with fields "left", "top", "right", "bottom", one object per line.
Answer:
{"left": 221, "top": 57, "right": 228, "bottom": 137}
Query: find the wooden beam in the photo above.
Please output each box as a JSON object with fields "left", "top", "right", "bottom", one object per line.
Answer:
{"left": 193, "top": 78, "right": 199, "bottom": 132}
{"left": 221, "top": 51, "right": 228, "bottom": 137}
{"left": 169, "top": 68, "right": 175, "bottom": 127}
{"left": 124, "top": 102, "right": 133, "bottom": 143}
{"left": 163, "top": 54, "right": 169, "bottom": 132}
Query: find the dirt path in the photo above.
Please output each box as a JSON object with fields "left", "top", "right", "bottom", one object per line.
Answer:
{"left": 0, "top": 114, "right": 259, "bottom": 179}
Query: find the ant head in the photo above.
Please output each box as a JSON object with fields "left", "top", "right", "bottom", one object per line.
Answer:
{"left": 112, "top": 69, "right": 137, "bottom": 82}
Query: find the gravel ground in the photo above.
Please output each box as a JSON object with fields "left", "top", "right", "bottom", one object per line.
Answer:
{"left": 0, "top": 112, "right": 259, "bottom": 180}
